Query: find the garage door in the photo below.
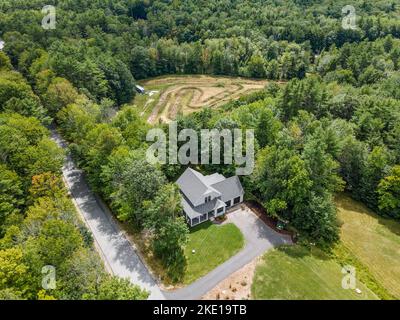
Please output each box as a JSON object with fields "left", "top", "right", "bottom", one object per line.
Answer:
{"left": 233, "top": 196, "right": 241, "bottom": 204}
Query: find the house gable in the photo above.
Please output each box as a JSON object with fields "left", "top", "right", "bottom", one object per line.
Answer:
{"left": 176, "top": 168, "right": 221, "bottom": 207}
{"left": 177, "top": 168, "right": 245, "bottom": 227}
{"left": 211, "top": 176, "right": 244, "bottom": 202}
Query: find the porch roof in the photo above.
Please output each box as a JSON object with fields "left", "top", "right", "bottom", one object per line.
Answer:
{"left": 181, "top": 193, "right": 225, "bottom": 220}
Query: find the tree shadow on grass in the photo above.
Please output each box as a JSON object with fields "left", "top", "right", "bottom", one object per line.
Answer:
{"left": 337, "top": 194, "right": 400, "bottom": 237}
{"left": 189, "top": 221, "right": 213, "bottom": 234}
{"left": 277, "top": 245, "right": 332, "bottom": 262}
{"left": 375, "top": 215, "right": 400, "bottom": 237}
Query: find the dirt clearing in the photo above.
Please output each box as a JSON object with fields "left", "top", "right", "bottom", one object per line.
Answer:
{"left": 133, "top": 75, "right": 268, "bottom": 124}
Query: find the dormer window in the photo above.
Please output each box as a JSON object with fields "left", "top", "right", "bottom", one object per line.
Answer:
{"left": 205, "top": 196, "right": 211, "bottom": 203}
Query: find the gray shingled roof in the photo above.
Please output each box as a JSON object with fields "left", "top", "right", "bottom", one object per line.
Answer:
{"left": 181, "top": 193, "right": 225, "bottom": 219}
{"left": 211, "top": 176, "right": 244, "bottom": 202}
{"left": 177, "top": 168, "right": 244, "bottom": 219}
{"left": 202, "top": 173, "right": 225, "bottom": 185}
{"left": 176, "top": 168, "right": 210, "bottom": 205}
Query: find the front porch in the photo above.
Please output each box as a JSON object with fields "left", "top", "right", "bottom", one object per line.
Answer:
{"left": 186, "top": 206, "right": 226, "bottom": 227}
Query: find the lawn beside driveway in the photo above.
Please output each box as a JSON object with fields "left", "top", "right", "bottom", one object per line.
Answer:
{"left": 252, "top": 245, "right": 378, "bottom": 300}
{"left": 183, "top": 221, "right": 244, "bottom": 285}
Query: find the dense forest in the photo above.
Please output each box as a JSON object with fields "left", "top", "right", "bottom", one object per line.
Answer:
{"left": 0, "top": 111, "right": 149, "bottom": 299}
{"left": 1, "top": 0, "right": 400, "bottom": 292}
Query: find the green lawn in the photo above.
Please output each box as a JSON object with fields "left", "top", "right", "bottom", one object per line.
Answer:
{"left": 183, "top": 221, "right": 245, "bottom": 285}
{"left": 251, "top": 245, "right": 378, "bottom": 300}
{"left": 337, "top": 194, "right": 400, "bottom": 299}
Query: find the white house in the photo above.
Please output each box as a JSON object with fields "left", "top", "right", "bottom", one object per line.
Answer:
{"left": 176, "top": 168, "right": 244, "bottom": 227}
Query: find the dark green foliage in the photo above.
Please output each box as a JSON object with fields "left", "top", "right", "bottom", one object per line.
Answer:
{"left": 278, "top": 76, "right": 330, "bottom": 121}
{"left": 0, "top": 112, "right": 147, "bottom": 300}
{"left": 378, "top": 165, "right": 400, "bottom": 219}
{"left": 0, "top": 165, "right": 24, "bottom": 234}
{"left": 1, "top": 0, "right": 400, "bottom": 286}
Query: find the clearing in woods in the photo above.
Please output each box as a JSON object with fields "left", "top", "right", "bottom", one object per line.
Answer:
{"left": 251, "top": 195, "right": 400, "bottom": 300}
{"left": 251, "top": 245, "right": 378, "bottom": 300}
{"left": 133, "top": 75, "right": 269, "bottom": 124}
{"left": 336, "top": 194, "right": 400, "bottom": 299}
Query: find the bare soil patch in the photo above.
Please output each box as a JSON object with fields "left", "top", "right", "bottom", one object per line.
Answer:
{"left": 202, "top": 257, "right": 260, "bottom": 300}
{"left": 134, "top": 75, "right": 268, "bottom": 124}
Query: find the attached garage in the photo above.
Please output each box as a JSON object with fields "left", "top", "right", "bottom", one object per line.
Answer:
{"left": 233, "top": 196, "right": 241, "bottom": 205}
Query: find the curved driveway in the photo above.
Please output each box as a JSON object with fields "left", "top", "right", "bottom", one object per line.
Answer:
{"left": 52, "top": 130, "right": 292, "bottom": 300}
{"left": 165, "top": 208, "right": 292, "bottom": 299}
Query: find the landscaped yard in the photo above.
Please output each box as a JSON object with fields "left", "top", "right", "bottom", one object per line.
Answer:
{"left": 337, "top": 194, "right": 400, "bottom": 299}
{"left": 251, "top": 245, "right": 378, "bottom": 300}
{"left": 183, "top": 221, "right": 245, "bottom": 285}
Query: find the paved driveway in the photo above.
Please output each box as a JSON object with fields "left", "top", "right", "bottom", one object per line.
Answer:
{"left": 51, "top": 131, "right": 165, "bottom": 300}
{"left": 164, "top": 207, "right": 292, "bottom": 300}
{"left": 52, "top": 130, "right": 291, "bottom": 300}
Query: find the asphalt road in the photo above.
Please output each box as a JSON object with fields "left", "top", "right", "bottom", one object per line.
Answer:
{"left": 52, "top": 130, "right": 292, "bottom": 300}
{"left": 51, "top": 130, "right": 165, "bottom": 300}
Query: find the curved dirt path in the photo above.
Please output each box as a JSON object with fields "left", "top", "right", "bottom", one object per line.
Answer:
{"left": 144, "top": 76, "right": 268, "bottom": 124}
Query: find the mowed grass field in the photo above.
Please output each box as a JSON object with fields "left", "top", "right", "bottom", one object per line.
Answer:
{"left": 183, "top": 221, "right": 244, "bottom": 285}
{"left": 251, "top": 245, "right": 378, "bottom": 300}
{"left": 337, "top": 194, "right": 400, "bottom": 299}
{"left": 251, "top": 194, "right": 400, "bottom": 300}
{"left": 133, "top": 75, "right": 268, "bottom": 124}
